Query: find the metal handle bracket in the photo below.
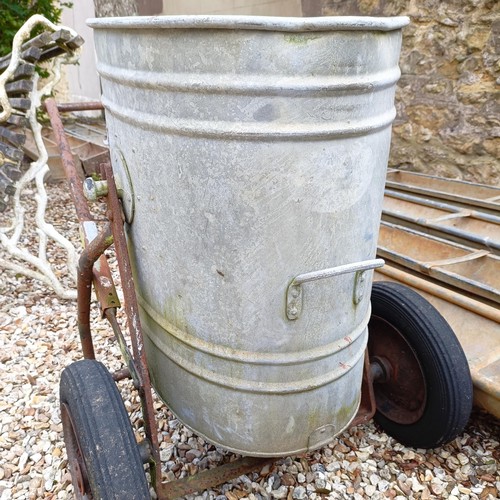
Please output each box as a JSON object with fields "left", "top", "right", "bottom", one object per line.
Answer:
{"left": 286, "top": 258, "right": 384, "bottom": 320}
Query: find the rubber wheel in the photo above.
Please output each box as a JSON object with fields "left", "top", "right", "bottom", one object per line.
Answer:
{"left": 368, "top": 282, "right": 473, "bottom": 448}
{"left": 60, "top": 360, "right": 150, "bottom": 499}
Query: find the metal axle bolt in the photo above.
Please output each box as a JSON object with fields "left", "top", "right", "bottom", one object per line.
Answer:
{"left": 83, "top": 178, "right": 108, "bottom": 202}
{"left": 370, "top": 356, "right": 393, "bottom": 383}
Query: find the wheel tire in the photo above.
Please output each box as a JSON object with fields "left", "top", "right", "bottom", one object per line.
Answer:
{"left": 368, "top": 282, "right": 473, "bottom": 448}
{"left": 60, "top": 359, "right": 150, "bottom": 499}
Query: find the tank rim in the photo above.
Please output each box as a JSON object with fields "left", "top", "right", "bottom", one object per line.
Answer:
{"left": 87, "top": 15, "right": 410, "bottom": 32}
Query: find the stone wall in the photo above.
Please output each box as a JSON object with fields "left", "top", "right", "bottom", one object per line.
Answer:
{"left": 302, "top": 0, "right": 500, "bottom": 186}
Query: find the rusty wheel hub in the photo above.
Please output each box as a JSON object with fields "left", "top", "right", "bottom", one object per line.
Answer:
{"left": 61, "top": 403, "right": 92, "bottom": 499}
{"left": 368, "top": 316, "right": 427, "bottom": 425}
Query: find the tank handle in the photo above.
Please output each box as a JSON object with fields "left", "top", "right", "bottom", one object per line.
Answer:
{"left": 286, "top": 258, "right": 385, "bottom": 320}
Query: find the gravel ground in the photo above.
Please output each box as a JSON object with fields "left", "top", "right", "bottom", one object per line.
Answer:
{"left": 0, "top": 182, "right": 499, "bottom": 500}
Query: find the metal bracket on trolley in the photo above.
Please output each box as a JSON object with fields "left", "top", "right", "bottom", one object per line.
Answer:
{"left": 45, "top": 98, "right": 163, "bottom": 487}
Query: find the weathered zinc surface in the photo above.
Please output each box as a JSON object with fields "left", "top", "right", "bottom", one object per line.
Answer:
{"left": 303, "top": 0, "right": 499, "bottom": 186}
{"left": 89, "top": 15, "right": 407, "bottom": 456}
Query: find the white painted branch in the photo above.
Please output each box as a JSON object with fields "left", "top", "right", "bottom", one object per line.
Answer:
{"left": 0, "top": 16, "right": 82, "bottom": 298}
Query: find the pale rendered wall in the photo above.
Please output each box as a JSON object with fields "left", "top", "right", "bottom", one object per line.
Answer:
{"left": 161, "top": 0, "right": 302, "bottom": 16}
{"left": 60, "top": 1, "right": 101, "bottom": 103}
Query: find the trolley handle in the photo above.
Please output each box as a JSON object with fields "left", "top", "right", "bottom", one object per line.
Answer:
{"left": 286, "top": 258, "right": 385, "bottom": 320}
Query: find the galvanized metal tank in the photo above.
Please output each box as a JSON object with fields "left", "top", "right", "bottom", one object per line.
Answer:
{"left": 89, "top": 15, "right": 408, "bottom": 456}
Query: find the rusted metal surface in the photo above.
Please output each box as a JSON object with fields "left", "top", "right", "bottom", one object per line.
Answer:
{"left": 46, "top": 101, "right": 161, "bottom": 490}
{"left": 374, "top": 265, "right": 500, "bottom": 419}
{"left": 158, "top": 457, "right": 273, "bottom": 499}
{"left": 91, "top": 258, "right": 120, "bottom": 314}
{"left": 60, "top": 403, "right": 92, "bottom": 498}
{"left": 112, "top": 367, "right": 131, "bottom": 382}
{"left": 80, "top": 221, "right": 120, "bottom": 314}
{"left": 47, "top": 99, "right": 119, "bottom": 311}
{"left": 368, "top": 315, "right": 427, "bottom": 425}
{"left": 105, "top": 308, "right": 142, "bottom": 389}
{"left": 383, "top": 190, "right": 500, "bottom": 255}
{"left": 350, "top": 352, "right": 377, "bottom": 427}
{"left": 386, "top": 169, "right": 500, "bottom": 216}
{"left": 52, "top": 101, "right": 104, "bottom": 113}
{"left": 102, "top": 162, "right": 161, "bottom": 487}
{"left": 47, "top": 102, "right": 162, "bottom": 489}
{"left": 378, "top": 222, "right": 500, "bottom": 305}
{"left": 77, "top": 223, "right": 114, "bottom": 359}
{"left": 45, "top": 98, "right": 92, "bottom": 220}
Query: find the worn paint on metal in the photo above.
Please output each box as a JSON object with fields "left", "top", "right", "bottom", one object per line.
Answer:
{"left": 45, "top": 99, "right": 92, "bottom": 221}
{"left": 46, "top": 102, "right": 120, "bottom": 316}
{"left": 386, "top": 169, "right": 500, "bottom": 216}
{"left": 383, "top": 190, "right": 500, "bottom": 255}
{"left": 378, "top": 222, "right": 500, "bottom": 305}
{"left": 76, "top": 222, "right": 114, "bottom": 358}
{"left": 158, "top": 456, "right": 273, "bottom": 499}
{"left": 103, "top": 163, "right": 161, "bottom": 484}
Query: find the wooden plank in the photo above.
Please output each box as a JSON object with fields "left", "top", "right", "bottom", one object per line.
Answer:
{"left": 38, "top": 46, "right": 67, "bottom": 63}
{"left": 0, "top": 126, "right": 26, "bottom": 147}
{"left": 51, "top": 29, "right": 72, "bottom": 44}
{"left": 3, "top": 164, "right": 23, "bottom": 182}
{"left": 20, "top": 31, "right": 53, "bottom": 51}
{"left": 12, "top": 63, "right": 35, "bottom": 80}
{"left": 0, "top": 141, "right": 24, "bottom": 162}
{"left": 0, "top": 30, "right": 83, "bottom": 82}
{"left": 0, "top": 47, "right": 42, "bottom": 72}
{"left": 0, "top": 169, "right": 17, "bottom": 195}
{"left": 6, "top": 114, "right": 28, "bottom": 127}
{"left": 66, "top": 35, "right": 85, "bottom": 50}
{"left": 5, "top": 79, "right": 33, "bottom": 96}
{"left": 8, "top": 98, "right": 31, "bottom": 111}
{"left": 20, "top": 46, "right": 43, "bottom": 63}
